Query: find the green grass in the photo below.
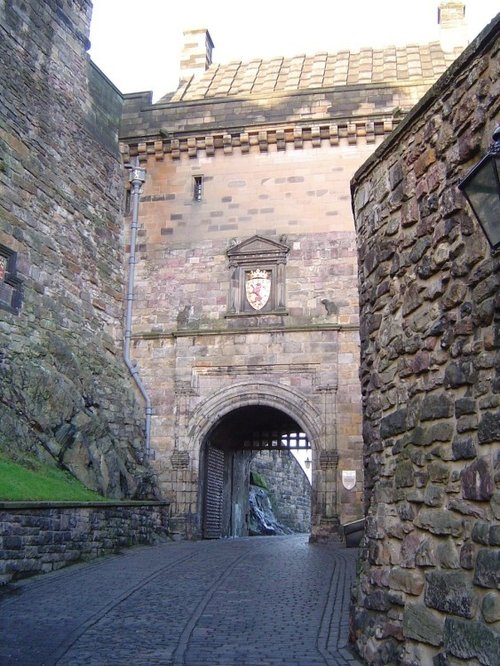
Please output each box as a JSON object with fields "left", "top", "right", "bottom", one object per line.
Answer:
{"left": 0, "top": 454, "right": 108, "bottom": 502}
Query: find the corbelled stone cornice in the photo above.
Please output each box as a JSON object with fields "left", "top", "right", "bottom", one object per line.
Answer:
{"left": 120, "top": 117, "right": 401, "bottom": 162}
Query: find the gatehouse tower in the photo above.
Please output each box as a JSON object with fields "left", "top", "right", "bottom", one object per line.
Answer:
{"left": 119, "top": 9, "right": 466, "bottom": 539}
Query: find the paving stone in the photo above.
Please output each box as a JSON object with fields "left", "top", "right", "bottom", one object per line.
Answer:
{"left": 0, "top": 535, "right": 362, "bottom": 666}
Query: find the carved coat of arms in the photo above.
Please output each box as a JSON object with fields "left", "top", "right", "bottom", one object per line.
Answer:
{"left": 246, "top": 269, "right": 271, "bottom": 310}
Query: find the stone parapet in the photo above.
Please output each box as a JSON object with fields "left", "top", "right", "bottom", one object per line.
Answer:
{"left": 0, "top": 501, "right": 170, "bottom": 584}
{"left": 351, "top": 16, "right": 500, "bottom": 666}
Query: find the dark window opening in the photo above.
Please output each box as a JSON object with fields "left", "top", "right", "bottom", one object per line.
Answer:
{"left": 193, "top": 175, "right": 203, "bottom": 202}
{"left": 124, "top": 187, "right": 131, "bottom": 215}
{"left": 0, "top": 245, "right": 23, "bottom": 315}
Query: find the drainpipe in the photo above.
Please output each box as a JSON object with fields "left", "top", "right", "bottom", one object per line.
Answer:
{"left": 124, "top": 163, "right": 153, "bottom": 460}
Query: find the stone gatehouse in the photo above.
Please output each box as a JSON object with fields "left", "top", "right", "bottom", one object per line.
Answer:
{"left": 2, "top": 0, "right": 483, "bottom": 547}
{"left": 119, "top": 9, "right": 466, "bottom": 539}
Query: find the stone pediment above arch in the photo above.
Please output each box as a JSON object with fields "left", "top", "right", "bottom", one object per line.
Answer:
{"left": 227, "top": 235, "right": 289, "bottom": 266}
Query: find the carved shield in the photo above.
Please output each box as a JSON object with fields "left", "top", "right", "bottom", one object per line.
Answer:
{"left": 246, "top": 270, "right": 271, "bottom": 310}
{"left": 342, "top": 470, "right": 357, "bottom": 490}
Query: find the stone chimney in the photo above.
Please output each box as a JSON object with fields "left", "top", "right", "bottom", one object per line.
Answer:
{"left": 179, "top": 29, "right": 214, "bottom": 84}
{"left": 438, "top": 2, "right": 468, "bottom": 51}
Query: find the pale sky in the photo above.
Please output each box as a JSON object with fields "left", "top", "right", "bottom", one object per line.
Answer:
{"left": 89, "top": 1, "right": 498, "bottom": 101}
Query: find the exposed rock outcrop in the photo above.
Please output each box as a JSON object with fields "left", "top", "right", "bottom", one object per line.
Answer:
{"left": 0, "top": 0, "right": 157, "bottom": 499}
{"left": 248, "top": 485, "right": 293, "bottom": 536}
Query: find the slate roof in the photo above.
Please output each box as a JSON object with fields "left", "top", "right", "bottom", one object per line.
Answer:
{"left": 163, "top": 42, "right": 463, "bottom": 103}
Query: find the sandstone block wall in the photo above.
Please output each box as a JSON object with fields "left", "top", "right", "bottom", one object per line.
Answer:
{"left": 0, "top": 1, "right": 155, "bottom": 497}
{"left": 0, "top": 501, "right": 169, "bottom": 583}
{"left": 124, "top": 142, "right": 366, "bottom": 535}
{"left": 351, "top": 17, "right": 499, "bottom": 665}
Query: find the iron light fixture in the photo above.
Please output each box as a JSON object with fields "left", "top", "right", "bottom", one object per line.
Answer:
{"left": 458, "top": 126, "right": 500, "bottom": 253}
{"left": 304, "top": 456, "right": 312, "bottom": 470}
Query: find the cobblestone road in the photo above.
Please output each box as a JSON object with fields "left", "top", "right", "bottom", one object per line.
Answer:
{"left": 0, "top": 534, "right": 363, "bottom": 666}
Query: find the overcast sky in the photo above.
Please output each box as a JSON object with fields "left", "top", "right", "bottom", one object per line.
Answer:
{"left": 89, "top": 0, "right": 499, "bottom": 101}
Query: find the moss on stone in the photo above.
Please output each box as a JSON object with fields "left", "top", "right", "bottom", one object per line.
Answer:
{"left": 250, "top": 470, "right": 269, "bottom": 490}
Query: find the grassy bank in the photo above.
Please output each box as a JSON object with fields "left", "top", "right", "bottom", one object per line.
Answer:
{"left": 0, "top": 454, "right": 108, "bottom": 502}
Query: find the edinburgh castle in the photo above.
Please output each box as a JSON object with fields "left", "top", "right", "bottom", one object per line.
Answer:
{"left": 1, "top": 1, "right": 498, "bottom": 663}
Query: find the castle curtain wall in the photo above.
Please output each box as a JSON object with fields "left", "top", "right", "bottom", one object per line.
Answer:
{"left": 0, "top": 0, "right": 154, "bottom": 498}
{"left": 351, "top": 16, "right": 499, "bottom": 665}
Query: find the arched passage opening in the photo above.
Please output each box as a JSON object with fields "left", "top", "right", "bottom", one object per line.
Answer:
{"left": 185, "top": 381, "right": 329, "bottom": 540}
{"left": 200, "top": 405, "right": 311, "bottom": 539}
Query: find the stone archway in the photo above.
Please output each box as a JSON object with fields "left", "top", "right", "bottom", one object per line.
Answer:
{"left": 187, "top": 381, "right": 323, "bottom": 447}
{"left": 186, "top": 381, "right": 325, "bottom": 539}
{"left": 200, "top": 405, "right": 311, "bottom": 538}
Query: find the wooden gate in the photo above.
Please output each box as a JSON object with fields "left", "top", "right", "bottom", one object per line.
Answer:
{"left": 203, "top": 445, "right": 225, "bottom": 539}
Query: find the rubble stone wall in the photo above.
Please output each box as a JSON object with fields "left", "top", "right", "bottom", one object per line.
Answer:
{"left": 351, "top": 18, "right": 499, "bottom": 665}
{"left": 251, "top": 451, "right": 311, "bottom": 533}
{"left": 0, "top": 0, "right": 155, "bottom": 498}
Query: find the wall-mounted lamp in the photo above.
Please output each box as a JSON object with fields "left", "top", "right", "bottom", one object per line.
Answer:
{"left": 304, "top": 456, "right": 312, "bottom": 470}
{"left": 458, "top": 126, "right": 500, "bottom": 253}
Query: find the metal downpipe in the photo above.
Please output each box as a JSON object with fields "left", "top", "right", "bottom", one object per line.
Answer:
{"left": 124, "top": 164, "right": 153, "bottom": 460}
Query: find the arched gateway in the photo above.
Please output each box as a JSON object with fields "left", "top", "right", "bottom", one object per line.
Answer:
{"left": 184, "top": 382, "right": 335, "bottom": 540}
{"left": 200, "top": 405, "right": 311, "bottom": 538}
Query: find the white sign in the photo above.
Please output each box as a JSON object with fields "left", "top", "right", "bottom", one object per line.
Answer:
{"left": 342, "top": 470, "right": 356, "bottom": 490}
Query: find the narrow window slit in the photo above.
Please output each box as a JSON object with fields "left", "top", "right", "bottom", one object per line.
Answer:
{"left": 193, "top": 175, "right": 203, "bottom": 202}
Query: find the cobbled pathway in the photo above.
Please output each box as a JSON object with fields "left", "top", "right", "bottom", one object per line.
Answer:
{"left": 0, "top": 534, "right": 363, "bottom": 666}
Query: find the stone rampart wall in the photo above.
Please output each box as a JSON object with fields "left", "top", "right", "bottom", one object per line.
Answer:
{"left": 351, "top": 17, "right": 499, "bottom": 665}
{"left": 0, "top": 502, "right": 169, "bottom": 584}
{"left": 0, "top": 1, "right": 154, "bottom": 497}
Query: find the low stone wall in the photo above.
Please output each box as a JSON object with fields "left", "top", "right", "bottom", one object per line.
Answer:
{"left": 0, "top": 501, "right": 170, "bottom": 584}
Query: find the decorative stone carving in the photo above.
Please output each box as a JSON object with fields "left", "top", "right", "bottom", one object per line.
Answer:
{"left": 226, "top": 235, "right": 289, "bottom": 315}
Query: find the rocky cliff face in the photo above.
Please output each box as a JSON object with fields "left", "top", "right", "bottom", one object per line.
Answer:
{"left": 0, "top": 1, "right": 156, "bottom": 498}
{"left": 250, "top": 451, "right": 311, "bottom": 533}
{"left": 248, "top": 485, "right": 293, "bottom": 536}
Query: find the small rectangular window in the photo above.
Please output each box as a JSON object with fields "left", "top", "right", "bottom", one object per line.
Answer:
{"left": 124, "top": 187, "right": 131, "bottom": 215}
{"left": 0, "top": 245, "right": 23, "bottom": 314}
{"left": 193, "top": 175, "right": 203, "bottom": 202}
